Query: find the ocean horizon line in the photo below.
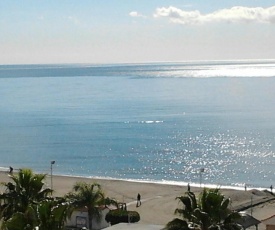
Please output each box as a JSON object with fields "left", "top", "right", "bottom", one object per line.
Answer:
{"left": 1, "top": 59, "right": 275, "bottom": 79}
{"left": 1, "top": 58, "right": 275, "bottom": 67}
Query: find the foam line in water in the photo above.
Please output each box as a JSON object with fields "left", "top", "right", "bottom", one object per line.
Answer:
{"left": 53, "top": 173, "right": 267, "bottom": 191}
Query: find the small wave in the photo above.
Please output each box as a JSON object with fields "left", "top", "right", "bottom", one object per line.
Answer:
{"left": 139, "top": 120, "right": 164, "bottom": 124}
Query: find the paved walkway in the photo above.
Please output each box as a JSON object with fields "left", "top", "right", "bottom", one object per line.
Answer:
{"left": 233, "top": 196, "right": 275, "bottom": 212}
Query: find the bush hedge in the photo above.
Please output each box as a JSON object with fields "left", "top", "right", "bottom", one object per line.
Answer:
{"left": 105, "top": 209, "right": 140, "bottom": 225}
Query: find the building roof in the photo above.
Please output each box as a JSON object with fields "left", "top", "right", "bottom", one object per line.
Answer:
{"left": 237, "top": 213, "right": 261, "bottom": 228}
{"left": 105, "top": 223, "right": 164, "bottom": 230}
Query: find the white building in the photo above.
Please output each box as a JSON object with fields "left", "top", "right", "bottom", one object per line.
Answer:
{"left": 65, "top": 207, "right": 111, "bottom": 230}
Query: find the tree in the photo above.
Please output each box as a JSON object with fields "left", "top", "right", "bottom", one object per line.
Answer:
{"left": 36, "top": 198, "right": 72, "bottom": 230}
{"left": 1, "top": 205, "right": 37, "bottom": 230}
{"left": 66, "top": 182, "right": 117, "bottom": 230}
{"left": 1, "top": 198, "right": 72, "bottom": 230}
{"left": 0, "top": 168, "right": 74, "bottom": 230}
{"left": 105, "top": 209, "right": 140, "bottom": 225}
{"left": 165, "top": 188, "right": 242, "bottom": 230}
{"left": 0, "top": 168, "right": 52, "bottom": 221}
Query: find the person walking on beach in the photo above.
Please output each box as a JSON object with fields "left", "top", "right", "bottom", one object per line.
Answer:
{"left": 9, "top": 166, "right": 13, "bottom": 174}
{"left": 136, "top": 193, "right": 141, "bottom": 207}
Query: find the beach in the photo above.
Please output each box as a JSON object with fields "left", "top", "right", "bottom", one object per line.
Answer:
{"left": 1, "top": 171, "right": 274, "bottom": 229}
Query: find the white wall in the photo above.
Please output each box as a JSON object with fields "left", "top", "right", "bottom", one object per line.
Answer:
{"left": 65, "top": 208, "right": 111, "bottom": 230}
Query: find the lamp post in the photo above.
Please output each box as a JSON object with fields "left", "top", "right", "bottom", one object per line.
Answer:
{"left": 50, "top": 161, "right": 55, "bottom": 191}
{"left": 199, "top": 168, "right": 204, "bottom": 187}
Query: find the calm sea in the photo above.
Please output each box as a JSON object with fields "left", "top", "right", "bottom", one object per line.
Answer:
{"left": 0, "top": 60, "right": 275, "bottom": 189}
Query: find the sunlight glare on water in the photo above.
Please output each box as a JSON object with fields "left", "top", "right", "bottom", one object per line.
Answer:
{"left": 0, "top": 60, "right": 274, "bottom": 189}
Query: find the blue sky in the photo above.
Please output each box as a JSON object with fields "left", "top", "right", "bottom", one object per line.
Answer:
{"left": 0, "top": 0, "right": 274, "bottom": 64}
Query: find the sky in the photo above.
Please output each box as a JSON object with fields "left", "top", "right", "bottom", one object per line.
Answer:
{"left": 0, "top": 0, "right": 275, "bottom": 64}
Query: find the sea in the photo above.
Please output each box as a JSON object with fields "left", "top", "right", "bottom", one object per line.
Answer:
{"left": 0, "top": 60, "right": 275, "bottom": 190}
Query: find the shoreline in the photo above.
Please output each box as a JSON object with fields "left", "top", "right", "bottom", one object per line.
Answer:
{"left": 51, "top": 174, "right": 261, "bottom": 191}
{"left": 0, "top": 166, "right": 269, "bottom": 192}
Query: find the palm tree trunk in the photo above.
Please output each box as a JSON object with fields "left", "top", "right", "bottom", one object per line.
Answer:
{"left": 88, "top": 210, "right": 93, "bottom": 230}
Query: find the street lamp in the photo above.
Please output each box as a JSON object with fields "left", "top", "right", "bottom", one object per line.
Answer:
{"left": 50, "top": 161, "right": 55, "bottom": 191}
{"left": 199, "top": 168, "right": 204, "bottom": 187}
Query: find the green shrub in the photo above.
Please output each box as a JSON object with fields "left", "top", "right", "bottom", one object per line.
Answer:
{"left": 105, "top": 209, "right": 140, "bottom": 225}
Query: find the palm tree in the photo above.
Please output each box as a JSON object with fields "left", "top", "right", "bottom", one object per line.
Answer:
{"left": 36, "top": 198, "right": 72, "bottom": 230}
{"left": 66, "top": 182, "right": 117, "bottom": 230}
{"left": 1, "top": 205, "right": 37, "bottom": 230}
{"left": 0, "top": 168, "right": 52, "bottom": 222}
{"left": 1, "top": 198, "right": 72, "bottom": 230}
{"left": 165, "top": 188, "right": 242, "bottom": 230}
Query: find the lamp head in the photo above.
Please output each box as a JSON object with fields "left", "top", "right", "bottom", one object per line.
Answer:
{"left": 51, "top": 161, "right": 55, "bottom": 165}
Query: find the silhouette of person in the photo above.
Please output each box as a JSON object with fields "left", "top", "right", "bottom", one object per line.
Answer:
{"left": 136, "top": 193, "right": 141, "bottom": 207}
{"left": 187, "top": 183, "right": 190, "bottom": 192}
{"left": 9, "top": 166, "right": 13, "bottom": 174}
{"left": 270, "top": 185, "right": 273, "bottom": 193}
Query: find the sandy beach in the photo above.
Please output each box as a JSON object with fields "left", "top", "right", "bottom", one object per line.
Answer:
{"left": 1, "top": 171, "right": 274, "bottom": 230}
